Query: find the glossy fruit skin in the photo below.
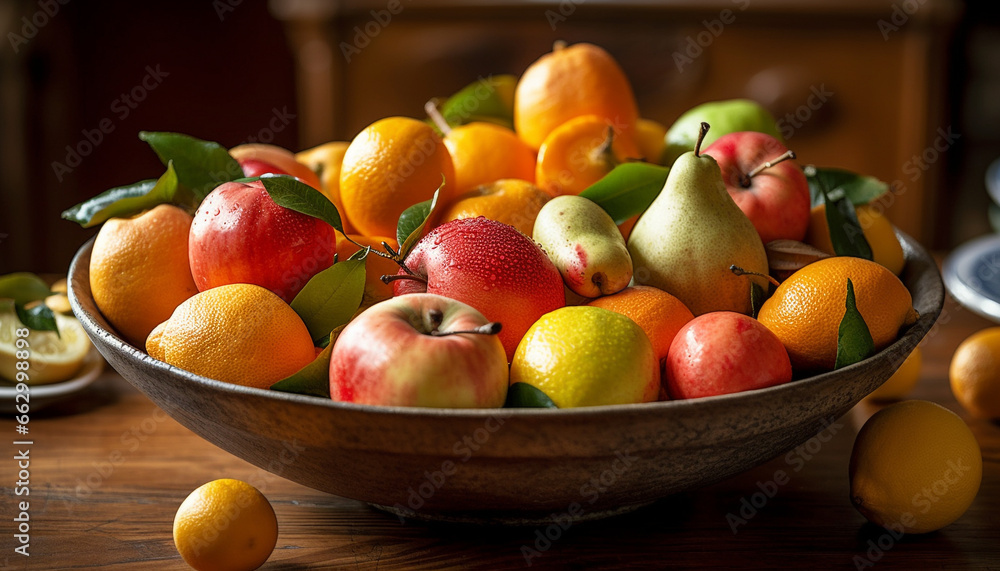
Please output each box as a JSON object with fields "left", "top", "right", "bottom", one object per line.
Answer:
{"left": 189, "top": 180, "right": 336, "bottom": 303}
{"left": 393, "top": 217, "right": 565, "bottom": 361}
{"left": 329, "top": 294, "right": 508, "bottom": 408}
{"left": 229, "top": 143, "right": 323, "bottom": 190}
{"left": 663, "top": 99, "right": 781, "bottom": 166}
{"left": 806, "top": 203, "right": 905, "bottom": 275}
{"left": 535, "top": 114, "right": 641, "bottom": 196}
{"left": 702, "top": 131, "right": 811, "bottom": 244}
{"left": 439, "top": 179, "right": 551, "bottom": 237}
{"left": 238, "top": 158, "right": 289, "bottom": 178}
{"left": 665, "top": 311, "right": 792, "bottom": 400}
{"left": 950, "top": 328, "right": 1000, "bottom": 419}
{"left": 444, "top": 122, "right": 536, "bottom": 193}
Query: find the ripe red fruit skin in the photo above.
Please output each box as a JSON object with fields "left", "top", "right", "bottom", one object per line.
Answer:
{"left": 239, "top": 159, "right": 289, "bottom": 178}
{"left": 393, "top": 217, "right": 565, "bottom": 361}
{"left": 189, "top": 180, "right": 336, "bottom": 302}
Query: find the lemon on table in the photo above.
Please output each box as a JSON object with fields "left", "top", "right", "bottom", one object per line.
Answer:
{"left": 173, "top": 479, "right": 278, "bottom": 571}
{"left": 849, "top": 400, "right": 982, "bottom": 534}
{"left": 950, "top": 327, "right": 1000, "bottom": 420}
{"left": 0, "top": 306, "right": 91, "bottom": 385}
{"left": 510, "top": 306, "right": 659, "bottom": 407}
{"left": 866, "top": 347, "right": 922, "bottom": 402}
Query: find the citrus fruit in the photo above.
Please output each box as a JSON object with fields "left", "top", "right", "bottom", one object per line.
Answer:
{"left": 950, "top": 327, "right": 1000, "bottom": 419}
{"left": 146, "top": 284, "right": 315, "bottom": 389}
{"left": 295, "top": 141, "right": 351, "bottom": 232}
{"left": 510, "top": 306, "right": 659, "bottom": 407}
{"left": 173, "top": 479, "right": 278, "bottom": 571}
{"left": 90, "top": 204, "right": 199, "bottom": 347}
{"left": 339, "top": 116, "right": 456, "bottom": 238}
{"left": 634, "top": 117, "right": 667, "bottom": 163}
{"left": 229, "top": 143, "right": 322, "bottom": 190}
{"left": 586, "top": 285, "right": 694, "bottom": 370}
{"left": 335, "top": 234, "right": 400, "bottom": 305}
{"left": 515, "top": 42, "right": 639, "bottom": 151}
{"left": 442, "top": 122, "right": 536, "bottom": 193}
{"left": 850, "top": 400, "right": 982, "bottom": 534}
{"left": 535, "top": 114, "right": 641, "bottom": 196}
{"left": 439, "top": 179, "right": 551, "bottom": 236}
{"left": 0, "top": 307, "right": 91, "bottom": 385}
{"left": 806, "top": 203, "right": 905, "bottom": 275}
{"left": 867, "top": 346, "right": 922, "bottom": 402}
{"left": 757, "top": 256, "right": 918, "bottom": 372}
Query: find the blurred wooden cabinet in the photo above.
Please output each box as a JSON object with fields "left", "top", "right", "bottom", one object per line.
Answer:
{"left": 272, "top": 0, "right": 960, "bottom": 245}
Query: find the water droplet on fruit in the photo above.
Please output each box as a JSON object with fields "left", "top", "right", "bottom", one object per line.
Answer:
{"left": 489, "top": 274, "right": 497, "bottom": 281}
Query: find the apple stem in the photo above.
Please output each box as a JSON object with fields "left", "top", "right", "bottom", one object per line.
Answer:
{"left": 425, "top": 100, "right": 452, "bottom": 136}
{"left": 430, "top": 322, "right": 503, "bottom": 337}
{"left": 694, "top": 122, "right": 710, "bottom": 157}
{"left": 729, "top": 264, "right": 781, "bottom": 288}
{"left": 380, "top": 274, "right": 428, "bottom": 285}
{"left": 740, "top": 150, "right": 797, "bottom": 187}
{"left": 427, "top": 308, "right": 444, "bottom": 331}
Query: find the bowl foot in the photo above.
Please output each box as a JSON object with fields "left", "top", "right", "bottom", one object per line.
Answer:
{"left": 369, "top": 501, "right": 655, "bottom": 526}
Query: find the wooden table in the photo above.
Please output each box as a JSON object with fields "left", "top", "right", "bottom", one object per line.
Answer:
{"left": 3, "top": 291, "right": 999, "bottom": 570}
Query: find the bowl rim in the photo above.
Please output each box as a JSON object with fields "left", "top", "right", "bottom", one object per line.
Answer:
{"left": 68, "top": 230, "right": 943, "bottom": 421}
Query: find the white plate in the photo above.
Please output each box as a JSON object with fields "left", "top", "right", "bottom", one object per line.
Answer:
{"left": 0, "top": 348, "right": 104, "bottom": 413}
{"left": 943, "top": 233, "right": 1000, "bottom": 323}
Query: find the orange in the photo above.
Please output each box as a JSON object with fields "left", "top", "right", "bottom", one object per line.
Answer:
{"left": 586, "top": 285, "right": 694, "bottom": 369}
{"left": 295, "top": 141, "right": 351, "bottom": 232}
{"left": 229, "top": 143, "right": 323, "bottom": 191}
{"left": 515, "top": 42, "right": 639, "bottom": 151}
{"left": 173, "top": 479, "right": 278, "bottom": 571}
{"left": 443, "top": 122, "right": 536, "bottom": 193}
{"left": 757, "top": 256, "right": 919, "bottom": 372}
{"left": 90, "top": 204, "right": 199, "bottom": 347}
{"left": 535, "top": 115, "right": 641, "bottom": 196}
{"left": 950, "top": 327, "right": 1000, "bottom": 419}
{"left": 339, "top": 117, "right": 456, "bottom": 238}
{"left": 146, "top": 283, "right": 315, "bottom": 389}
{"left": 806, "top": 203, "right": 905, "bottom": 275}
{"left": 335, "top": 234, "right": 400, "bottom": 305}
{"left": 439, "top": 179, "right": 551, "bottom": 236}
{"left": 634, "top": 118, "right": 667, "bottom": 163}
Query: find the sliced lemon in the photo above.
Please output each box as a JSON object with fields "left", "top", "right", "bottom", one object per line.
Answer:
{"left": 0, "top": 307, "right": 92, "bottom": 385}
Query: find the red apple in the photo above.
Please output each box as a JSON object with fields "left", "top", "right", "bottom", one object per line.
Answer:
{"left": 189, "top": 179, "right": 336, "bottom": 302}
{"left": 391, "top": 217, "right": 565, "bottom": 361}
{"left": 702, "top": 132, "right": 810, "bottom": 244}
{"left": 665, "top": 311, "right": 792, "bottom": 399}
{"left": 239, "top": 158, "right": 289, "bottom": 178}
{"left": 329, "top": 293, "right": 508, "bottom": 407}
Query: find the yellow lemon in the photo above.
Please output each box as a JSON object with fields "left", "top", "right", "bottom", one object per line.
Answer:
{"left": 0, "top": 307, "right": 91, "bottom": 385}
{"left": 866, "top": 347, "right": 922, "bottom": 401}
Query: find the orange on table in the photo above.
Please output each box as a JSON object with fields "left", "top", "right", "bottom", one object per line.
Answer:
{"left": 439, "top": 179, "right": 551, "bottom": 236}
{"left": 336, "top": 233, "right": 400, "bottom": 304}
{"left": 806, "top": 202, "right": 905, "bottom": 275}
{"left": 339, "top": 117, "right": 456, "bottom": 238}
{"left": 229, "top": 143, "right": 323, "bottom": 191}
{"left": 89, "top": 204, "right": 199, "bottom": 348}
{"left": 535, "top": 114, "right": 641, "bottom": 196}
{"left": 146, "top": 283, "right": 315, "bottom": 389}
{"left": 586, "top": 285, "right": 694, "bottom": 370}
{"left": 515, "top": 41, "right": 639, "bottom": 152}
{"left": 757, "top": 256, "right": 918, "bottom": 373}
{"left": 442, "top": 122, "right": 536, "bottom": 194}
{"left": 634, "top": 118, "right": 667, "bottom": 163}
{"left": 295, "top": 141, "right": 352, "bottom": 232}
{"left": 950, "top": 327, "right": 1000, "bottom": 419}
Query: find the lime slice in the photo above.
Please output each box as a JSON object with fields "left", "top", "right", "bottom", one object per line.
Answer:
{"left": 0, "top": 307, "right": 92, "bottom": 385}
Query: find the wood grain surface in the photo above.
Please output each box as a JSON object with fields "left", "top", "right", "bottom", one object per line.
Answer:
{"left": 2, "top": 291, "right": 998, "bottom": 570}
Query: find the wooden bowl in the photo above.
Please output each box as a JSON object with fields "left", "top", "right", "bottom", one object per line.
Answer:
{"left": 67, "top": 232, "right": 943, "bottom": 525}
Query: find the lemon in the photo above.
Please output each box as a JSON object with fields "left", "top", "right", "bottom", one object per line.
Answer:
{"left": 0, "top": 306, "right": 91, "bottom": 385}
{"left": 866, "top": 347, "right": 922, "bottom": 401}
{"left": 850, "top": 400, "right": 982, "bottom": 534}
{"left": 950, "top": 327, "right": 1000, "bottom": 420}
{"left": 510, "top": 306, "right": 659, "bottom": 407}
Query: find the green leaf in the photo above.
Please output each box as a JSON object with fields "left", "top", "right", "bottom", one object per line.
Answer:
{"left": 579, "top": 162, "right": 670, "bottom": 225}
{"left": 504, "top": 383, "right": 558, "bottom": 408}
{"left": 61, "top": 163, "right": 185, "bottom": 228}
{"left": 0, "top": 273, "right": 52, "bottom": 305}
{"left": 290, "top": 259, "right": 366, "bottom": 343}
{"left": 804, "top": 166, "right": 889, "bottom": 208}
{"left": 750, "top": 282, "right": 766, "bottom": 319}
{"left": 835, "top": 279, "right": 875, "bottom": 369}
{"left": 139, "top": 131, "right": 243, "bottom": 199}
{"left": 812, "top": 170, "right": 873, "bottom": 260}
{"left": 15, "top": 303, "right": 59, "bottom": 335}
{"left": 270, "top": 328, "right": 343, "bottom": 398}
{"left": 396, "top": 186, "right": 442, "bottom": 259}
{"left": 437, "top": 74, "right": 517, "bottom": 130}
{"left": 261, "top": 175, "right": 345, "bottom": 233}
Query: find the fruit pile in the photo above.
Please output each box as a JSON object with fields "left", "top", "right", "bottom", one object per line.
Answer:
{"left": 60, "top": 42, "right": 922, "bottom": 409}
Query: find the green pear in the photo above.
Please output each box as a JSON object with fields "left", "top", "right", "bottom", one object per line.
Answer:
{"left": 533, "top": 195, "right": 632, "bottom": 298}
{"left": 662, "top": 99, "right": 781, "bottom": 166}
{"left": 629, "top": 122, "right": 769, "bottom": 316}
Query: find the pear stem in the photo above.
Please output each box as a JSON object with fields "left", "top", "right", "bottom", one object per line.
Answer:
{"left": 740, "top": 150, "right": 797, "bottom": 187}
{"left": 553, "top": 40, "right": 567, "bottom": 51}
{"left": 730, "top": 264, "right": 781, "bottom": 288}
{"left": 425, "top": 100, "right": 452, "bottom": 136}
{"left": 591, "top": 126, "right": 620, "bottom": 169}
{"left": 380, "top": 274, "right": 428, "bottom": 285}
{"left": 694, "top": 122, "right": 710, "bottom": 157}
{"left": 430, "top": 322, "right": 503, "bottom": 337}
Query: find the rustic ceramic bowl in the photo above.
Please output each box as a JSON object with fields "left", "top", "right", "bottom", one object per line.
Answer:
{"left": 68, "top": 232, "right": 943, "bottom": 525}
